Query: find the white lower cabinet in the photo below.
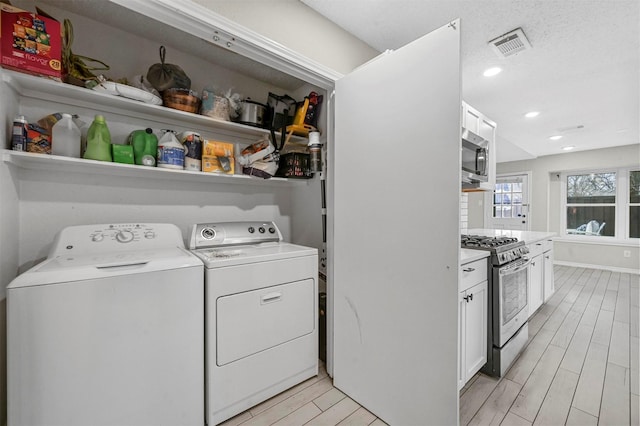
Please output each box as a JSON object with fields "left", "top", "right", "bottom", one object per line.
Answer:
{"left": 459, "top": 258, "right": 488, "bottom": 389}
{"left": 528, "top": 253, "right": 544, "bottom": 317}
{"left": 526, "top": 239, "right": 555, "bottom": 317}
{"left": 543, "top": 241, "right": 555, "bottom": 302}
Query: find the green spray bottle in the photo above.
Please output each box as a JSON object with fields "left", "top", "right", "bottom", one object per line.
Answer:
{"left": 84, "top": 115, "right": 112, "bottom": 162}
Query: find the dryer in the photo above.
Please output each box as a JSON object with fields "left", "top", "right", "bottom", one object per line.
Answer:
{"left": 7, "top": 223, "right": 204, "bottom": 426}
{"left": 189, "top": 221, "right": 318, "bottom": 425}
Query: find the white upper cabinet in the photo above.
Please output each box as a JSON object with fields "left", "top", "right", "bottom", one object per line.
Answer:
{"left": 461, "top": 101, "right": 496, "bottom": 191}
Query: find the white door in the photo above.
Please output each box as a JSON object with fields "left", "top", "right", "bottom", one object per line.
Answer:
{"left": 332, "top": 21, "right": 460, "bottom": 425}
{"left": 486, "top": 173, "right": 531, "bottom": 230}
{"left": 528, "top": 254, "right": 544, "bottom": 317}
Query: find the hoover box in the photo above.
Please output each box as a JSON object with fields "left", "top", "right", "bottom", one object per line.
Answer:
{"left": 1, "top": 3, "right": 62, "bottom": 80}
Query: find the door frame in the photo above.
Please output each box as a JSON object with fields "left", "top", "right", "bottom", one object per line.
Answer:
{"left": 484, "top": 171, "right": 532, "bottom": 231}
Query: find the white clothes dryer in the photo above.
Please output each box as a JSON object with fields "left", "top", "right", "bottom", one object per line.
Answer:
{"left": 189, "top": 221, "right": 318, "bottom": 425}
{"left": 7, "top": 223, "right": 204, "bottom": 426}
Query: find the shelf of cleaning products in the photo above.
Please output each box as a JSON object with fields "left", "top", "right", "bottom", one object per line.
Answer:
{"left": 2, "top": 69, "right": 308, "bottom": 146}
{"left": 2, "top": 150, "right": 307, "bottom": 187}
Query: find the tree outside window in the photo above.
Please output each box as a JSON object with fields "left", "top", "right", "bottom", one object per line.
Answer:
{"left": 566, "top": 172, "right": 615, "bottom": 237}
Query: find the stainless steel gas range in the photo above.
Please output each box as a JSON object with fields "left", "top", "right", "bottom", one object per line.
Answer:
{"left": 461, "top": 235, "right": 530, "bottom": 377}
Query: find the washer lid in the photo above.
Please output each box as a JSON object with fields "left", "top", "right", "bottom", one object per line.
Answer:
{"left": 192, "top": 242, "right": 317, "bottom": 268}
{"left": 8, "top": 247, "right": 202, "bottom": 289}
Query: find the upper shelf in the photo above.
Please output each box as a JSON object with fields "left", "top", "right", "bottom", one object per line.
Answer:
{"left": 2, "top": 69, "right": 309, "bottom": 146}
{"left": 2, "top": 150, "right": 308, "bottom": 188}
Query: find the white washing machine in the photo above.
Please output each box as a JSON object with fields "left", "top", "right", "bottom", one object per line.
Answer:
{"left": 189, "top": 221, "right": 318, "bottom": 425}
{"left": 7, "top": 223, "right": 204, "bottom": 426}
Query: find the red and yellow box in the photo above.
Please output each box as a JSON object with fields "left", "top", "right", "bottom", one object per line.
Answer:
{"left": 1, "top": 3, "right": 62, "bottom": 80}
{"left": 203, "top": 139, "right": 234, "bottom": 157}
{"left": 202, "top": 155, "right": 235, "bottom": 174}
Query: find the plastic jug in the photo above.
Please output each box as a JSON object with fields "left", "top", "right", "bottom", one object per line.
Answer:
{"left": 51, "top": 113, "right": 81, "bottom": 158}
{"left": 157, "top": 129, "right": 184, "bottom": 169}
{"left": 128, "top": 128, "right": 158, "bottom": 166}
{"left": 84, "top": 115, "right": 112, "bottom": 162}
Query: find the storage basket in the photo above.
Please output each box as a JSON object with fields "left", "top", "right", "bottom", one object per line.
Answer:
{"left": 163, "top": 88, "right": 200, "bottom": 113}
{"left": 275, "top": 153, "right": 312, "bottom": 179}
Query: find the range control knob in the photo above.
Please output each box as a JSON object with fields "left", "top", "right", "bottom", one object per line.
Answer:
{"left": 248, "top": 227, "right": 255, "bottom": 233}
{"left": 115, "top": 230, "right": 135, "bottom": 243}
{"left": 91, "top": 233, "right": 104, "bottom": 242}
{"left": 268, "top": 227, "right": 276, "bottom": 234}
{"left": 258, "top": 227, "right": 265, "bottom": 233}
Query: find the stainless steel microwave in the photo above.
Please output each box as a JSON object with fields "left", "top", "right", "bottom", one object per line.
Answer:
{"left": 461, "top": 128, "right": 489, "bottom": 185}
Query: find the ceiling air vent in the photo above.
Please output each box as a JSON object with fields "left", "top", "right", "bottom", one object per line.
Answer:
{"left": 489, "top": 28, "right": 532, "bottom": 58}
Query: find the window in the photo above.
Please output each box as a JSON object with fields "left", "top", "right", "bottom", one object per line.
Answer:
{"left": 630, "top": 170, "right": 640, "bottom": 238}
{"left": 562, "top": 168, "right": 639, "bottom": 240}
{"left": 493, "top": 179, "right": 523, "bottom": 218}
{"left": 566, "top": 172, "right": 615, "bottom": 237}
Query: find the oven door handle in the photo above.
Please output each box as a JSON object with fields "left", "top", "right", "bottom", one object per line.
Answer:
{"left": 500, "top": 259, "right": 531, "bottom": 275}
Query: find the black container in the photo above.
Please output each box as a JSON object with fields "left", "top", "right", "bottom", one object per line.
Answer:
{"left": 276, "top": 153, "right": 313, "bottom": 179}
{"left": 319, "top": 292, "right": 327, "bottom": 362}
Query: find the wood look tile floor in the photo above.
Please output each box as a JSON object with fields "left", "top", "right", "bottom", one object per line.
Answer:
{"left": 221, "top": 266, "right": 639, "bottom": 426}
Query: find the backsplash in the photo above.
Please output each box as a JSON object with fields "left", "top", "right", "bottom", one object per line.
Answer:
{"left": 461, "top": 193, "right": 468, "bottom": 232}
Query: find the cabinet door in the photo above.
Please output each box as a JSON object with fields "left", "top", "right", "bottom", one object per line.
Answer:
{"left": 458, "top": 290, "right": 467, "bottom": 391}
{"left": 462, "top": 103, "right": 481, "bottom": 133}
{"left": 528, "top": 254, "right": 544, "bottom": 317}
{"left": 464, "top": 280, "right": 488, "bottom": 381}
{"left": 543, "top": 250, "right": 555, "bottom": 301}
{"left": 333, "top": 20, "right": 461, "bottom": 425}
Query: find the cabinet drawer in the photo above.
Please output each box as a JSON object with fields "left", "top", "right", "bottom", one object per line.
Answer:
{"left": 527, "top": 241, "right": 545, "bottom": 257}
{"left": 543, "top": 239, "right": 553, "bottom": 252}
{"left": 460, "top": 258, "right": 488, "bottom": 292}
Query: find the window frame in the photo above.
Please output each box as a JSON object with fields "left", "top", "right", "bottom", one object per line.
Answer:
{"left": 560, "top": 166, "right": 639, "bottom": 242}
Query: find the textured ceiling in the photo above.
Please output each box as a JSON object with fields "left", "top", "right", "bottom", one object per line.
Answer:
{"left": 302, "top": 0, "right": 639, "bottom": 162}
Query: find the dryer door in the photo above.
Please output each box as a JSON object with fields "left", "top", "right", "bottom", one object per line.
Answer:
{"left": 216, "top": 279, "right": 315, "bottom": 365}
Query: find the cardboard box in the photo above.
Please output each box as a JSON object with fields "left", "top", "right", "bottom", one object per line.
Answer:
{"left": 202, "top": 155, "right": 234, "bottom": 174}
{"left": 1, "top": 3, "right": 62, "bottom": 80}
{"left": 26, "top": 123, "right": 51, "bottom": 154}
{"left": 203, "top": 139, "right": 234, "bottom": 157}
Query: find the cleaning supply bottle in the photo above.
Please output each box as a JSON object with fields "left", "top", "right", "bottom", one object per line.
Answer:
{"left": 84, "top": 115, "right": 112, "bottom": 162}
{"left": 128, "top": 128, "right": 158, "bottom": 166}
{"left": 157, "top": 129, "right": 184, "bottom": 169}
{"left": 51, "top": 113, "right": 81, "bottom": 158}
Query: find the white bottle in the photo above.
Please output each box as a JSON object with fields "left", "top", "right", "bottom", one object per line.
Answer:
{"left": 51, "top": 113, "right": 81, "bottom": 158}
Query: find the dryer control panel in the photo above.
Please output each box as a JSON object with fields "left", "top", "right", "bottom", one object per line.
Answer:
{"left": 48, "top": 223, "right": 185, "bottom": 257}
{"left": 189, "top": 221, "right": 283, "bottom": 249}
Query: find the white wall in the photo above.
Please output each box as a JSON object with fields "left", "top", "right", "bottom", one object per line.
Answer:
{"left": 193, "top": 0, "right": 380, "bottom": 75}
{"left": 469, "top": 144, "right": 640, "bottom": 271}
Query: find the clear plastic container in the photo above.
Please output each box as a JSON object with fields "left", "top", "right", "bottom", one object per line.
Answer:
{"left": 51, "top": 113, "right": 81, "bottom": 158}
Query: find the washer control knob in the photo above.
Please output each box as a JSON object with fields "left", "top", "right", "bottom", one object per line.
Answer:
{"left": 201, "top": 227, "right": 216, "bottom": 240}
{"left": 91, "top": 233, "right": 104, "bottom": 242}
{"left": 258, "top": 227, "right": 265, "bottom": 233}
{"left": 144, "top": 231, "right": 156, "bottom": 239}
{"left": 115, "top": 230, "right": 135, "bottom": 243}
{"left": 248, "top": 227, "right": 255, "bottom": 234}
{"left": 268, "top": 227, "right": 276, "bottom": 234}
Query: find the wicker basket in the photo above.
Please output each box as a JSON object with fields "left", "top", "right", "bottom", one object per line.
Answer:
{"left": 163, "top": 88, "right": 201, "bottom": 113}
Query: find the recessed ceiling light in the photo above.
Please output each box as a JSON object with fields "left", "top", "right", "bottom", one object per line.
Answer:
{"left": 562, "top": 146, "right": 575, "bottom": 151}
{"left": 616, "top": 129, "right": 628, "bottom": 133}
{"left": 525, "top": 111, "right": 540, "bottom": 118}
{"left": 483, "top": 67, "right": 502, "bottom": 77}
{"left": 549, "top": 135, "right": 563, "bottom": 141}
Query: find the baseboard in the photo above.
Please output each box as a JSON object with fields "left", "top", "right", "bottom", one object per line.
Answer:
{"left": 554, "top": 260, "right": 640, "bottom": 275}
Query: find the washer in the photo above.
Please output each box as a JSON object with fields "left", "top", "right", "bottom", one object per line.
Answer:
{"left": 189, "top": 221, "right": 318, "bottom": 425}
{"left": 7, "top": 223, "right": 204, "bottom": 426}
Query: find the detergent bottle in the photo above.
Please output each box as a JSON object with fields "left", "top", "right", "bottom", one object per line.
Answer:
{"left": 51, "top": 113, "right": 81, "bottom": 158}
{"left": 128, "top": 128, "right": 158, "bottom": 166}
{"left": 83, "top": 115, "right": 112, "bottom": 162}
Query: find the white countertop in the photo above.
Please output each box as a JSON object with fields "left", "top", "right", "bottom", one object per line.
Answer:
{"left": 466, "top": 229, "right": 556, "bottom": 245}
{"left": 460, "top": 248, "right": 490, "bottom": 265}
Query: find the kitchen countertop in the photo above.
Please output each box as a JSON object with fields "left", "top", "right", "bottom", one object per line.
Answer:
{"left": 461, "top": 248, "right": 490, "bottom": 265}
{"left": 466, "top": 229, "right": 556, "bottom": 245}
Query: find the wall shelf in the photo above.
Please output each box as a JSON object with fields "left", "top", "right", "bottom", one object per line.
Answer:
{"left": 2, "top": 69, "right": 309, "bottom": 146}
{"left": 2, "top": 150, "right": 307, "bottom": 187}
